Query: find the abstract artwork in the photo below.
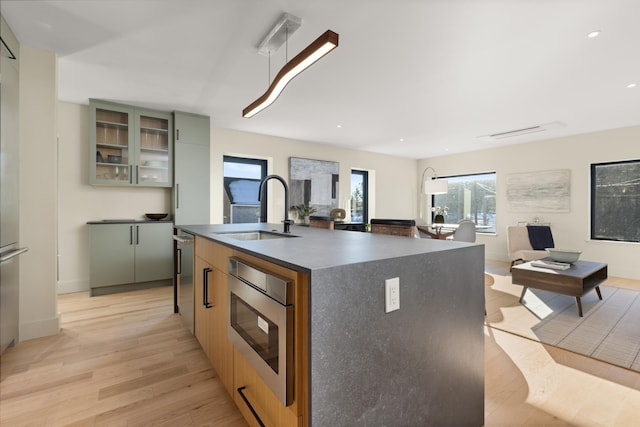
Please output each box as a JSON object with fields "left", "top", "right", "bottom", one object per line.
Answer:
{"left": 289, "top": 157, "right": 339, "bottom": 216}
{"left": 506, "top": 169, "right": 571, "bottom": 212}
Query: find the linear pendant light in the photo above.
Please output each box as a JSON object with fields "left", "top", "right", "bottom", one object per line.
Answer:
{"left": 243, "top": 29, "right": 339, "bottom": 118}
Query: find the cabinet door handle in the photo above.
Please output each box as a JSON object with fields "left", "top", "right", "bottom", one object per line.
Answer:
{"left": 136, "top": 165, "right": 139, "bottom": 184}
{"left": 176, "top": 184, "right": 180, "bottom": 209}
{"left": 203, "top": 267, "right": 212, "bottom": 308}
{"left": 129, "top": 165, "right": 133, "bottom": 184}
{"left": 136, "top": 225, "right": 140, "bottom": 245}
{"left": 129, "top": 225, "right": 133, "bottom": 245}
{"left": 237, "top": 387, "right": 265, "bottom": 427}
{"left": 176, "top": 248, "right": 182, "bottom": 275}
{"left": 176, "top": 128, "right": 179, "bottom": 141}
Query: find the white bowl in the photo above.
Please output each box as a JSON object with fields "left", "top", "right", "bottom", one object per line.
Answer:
{"left": 546, "top": 248, "right": 582, "bottom": 263}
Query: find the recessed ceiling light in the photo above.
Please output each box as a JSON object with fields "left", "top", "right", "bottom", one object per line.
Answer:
{"left": 336, "top": 124, "right": 342, "bottom": 128}
{"left": 628, "top": 83, "right": 637, "bottom": 88}
{"left": 587, "top": 30, "right": 600, "bottom": 38}
{"left": 399, "top": 138, "right": 404, "bottom": 142}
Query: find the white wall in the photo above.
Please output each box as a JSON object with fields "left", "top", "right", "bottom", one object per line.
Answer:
{"left": 56, "top": 102, "right": 171, "bottom": 293}
{"left": 18, "top": 46, "right": 60, "bottom": 340}
{"left": 418, "top": 125, "right": 640, "bottom": 280}
{"left": 210, "top": 127, "right": 417, "bottom": 225}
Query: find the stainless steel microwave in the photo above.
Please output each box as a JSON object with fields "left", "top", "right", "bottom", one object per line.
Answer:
{"left": 227, "top": 257, "right": 294, "bottom": 406}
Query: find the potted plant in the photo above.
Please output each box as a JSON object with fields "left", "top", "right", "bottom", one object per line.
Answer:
{"left": 432, "top": 206, "right": 448, "bottom": 224}
{"left": 296, "top": 204, "right": 317, "bottom": 224}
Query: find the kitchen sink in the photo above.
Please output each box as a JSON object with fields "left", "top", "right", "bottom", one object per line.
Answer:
{"left": 215, "top": 231, "right": 297, "bottom": 241}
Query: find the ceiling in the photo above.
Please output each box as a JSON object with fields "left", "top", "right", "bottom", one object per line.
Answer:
{"left": 2, "top": 0, "right": 639, "bottom": 159}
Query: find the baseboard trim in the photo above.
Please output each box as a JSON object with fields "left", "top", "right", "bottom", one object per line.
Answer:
{"left": 57, "top": 279, "right": 90, "bottom": 294}
{"left": 19, "top": 312, "right": 61, "bottom": 342}
{"left": 90, "top": 279, "right": 172, "bottom": 297}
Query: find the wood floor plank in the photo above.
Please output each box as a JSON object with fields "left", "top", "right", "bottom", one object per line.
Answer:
{"left": 98, "top": 365, "right": 189, "bottom": 400}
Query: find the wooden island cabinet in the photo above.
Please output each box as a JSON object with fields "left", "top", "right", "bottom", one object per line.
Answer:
{"left": 193, "top": 236, "right": 309, "bottom": 427}
{"left": 230, "top": 251, "right": 309, "bottom": 427}
{"left": 194, "top": 237, "right": 234, "bottom": 395}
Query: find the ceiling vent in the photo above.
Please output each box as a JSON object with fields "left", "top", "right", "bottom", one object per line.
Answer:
{"left": 477, "top": 121, "right": 565, "bottom": 142}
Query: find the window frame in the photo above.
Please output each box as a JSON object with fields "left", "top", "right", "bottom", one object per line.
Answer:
{"left": 431, "top": 171, "right": 497, "bottom": 234}
{"left": 351, "top": 169, "right": 369, "bottom": 224}
{"left": 590, "top": 159, "right": 640, "bottom": 243}
{"left": 223, "top": 155, "right": 267, "bottom": 223}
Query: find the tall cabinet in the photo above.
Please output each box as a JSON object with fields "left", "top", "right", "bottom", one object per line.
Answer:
{"left": 173, "top": 111, "right": 210, "bottom": 315}
{"left": 90, "top": 100, "right": 173, "bottom": 187}
{"left": 173, "top": 111, "right": 210, "bottom": 226}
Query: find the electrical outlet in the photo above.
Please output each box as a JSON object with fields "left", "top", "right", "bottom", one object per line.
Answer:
{"left": 385, "top": 277, "right": 400, "bottom": 313}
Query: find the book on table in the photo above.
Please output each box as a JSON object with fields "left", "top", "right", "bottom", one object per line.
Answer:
{"left": 531, "top": 260, "right": 570, "bottom": 270}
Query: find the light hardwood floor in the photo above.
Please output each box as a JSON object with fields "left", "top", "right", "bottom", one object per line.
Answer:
{"left": 0, "top": 286, "right": 247, "bottom": 427}
{"left": 1, "top": 263, "right": 639, "bottom": 426}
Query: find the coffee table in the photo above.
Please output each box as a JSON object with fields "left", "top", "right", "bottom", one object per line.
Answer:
{"left": 511, "top": 259, "right": 608, "bottom": 317}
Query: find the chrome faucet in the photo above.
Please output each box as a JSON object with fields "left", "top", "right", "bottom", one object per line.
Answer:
{"left": 258, "top": 174, "right": 294, "bottom": 233}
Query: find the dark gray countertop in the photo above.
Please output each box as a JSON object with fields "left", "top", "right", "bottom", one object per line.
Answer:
{"left": 177, "top": 222, "right": 473, "bottom": 273}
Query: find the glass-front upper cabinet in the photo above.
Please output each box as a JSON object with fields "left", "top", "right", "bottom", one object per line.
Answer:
{"left": 90, "top": 100, "right": 173, "bottom": 187}
{"left": 135, "top": 110, "right": 172, "bottom": 186}
{"left": 91, "top": 102, "right": 133, "bottom": 185}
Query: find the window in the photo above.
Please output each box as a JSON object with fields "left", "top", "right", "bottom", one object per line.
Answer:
{"left": 223, "top": 156, "right": 267, "bottom": 223}
{"left": 432, "top": 172, "right": 496, "bottom": 233}
{"left": 351, "top": 170, "right": 368, "bottom": 223}
{"left": 591, "top": 159, "right": 640, "bottom": 242}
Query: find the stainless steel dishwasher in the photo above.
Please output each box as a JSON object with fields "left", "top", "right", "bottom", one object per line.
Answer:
{"left": 173, "top": 232, "right": 194, "bottom": 334}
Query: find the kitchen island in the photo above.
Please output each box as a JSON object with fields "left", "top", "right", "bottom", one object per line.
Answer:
{"left": 179, "top": 222, "right": 484, "bottom": 427}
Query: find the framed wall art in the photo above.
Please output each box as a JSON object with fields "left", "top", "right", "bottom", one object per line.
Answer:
{"left": 289, "top": 157, "right": 339, "bottom": 216}
{"left": 506, "top": 169, "right": 571, "bottom": 212}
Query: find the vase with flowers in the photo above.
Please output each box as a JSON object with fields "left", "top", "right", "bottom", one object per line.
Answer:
{"left": 432, "top": 206, "right": 448, "bottom": 224}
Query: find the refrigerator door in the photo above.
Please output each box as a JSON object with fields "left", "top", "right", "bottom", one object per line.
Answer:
{"left": 1, "top": 56, "right": 20, "bottom": 247}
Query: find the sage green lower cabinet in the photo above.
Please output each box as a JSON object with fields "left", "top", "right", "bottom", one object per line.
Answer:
{"left": 89, "top": 222, "right": 173, "bottom": 295}
{"left": 90, "top": 223, "right": 135, "bottom": 286}
{"left": 134, "top": 223, "right": 174, "bottom": 282}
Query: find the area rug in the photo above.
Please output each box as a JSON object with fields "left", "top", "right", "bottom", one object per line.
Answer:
{"left": 485, "top": 271, "right": 640, "bottom": 373}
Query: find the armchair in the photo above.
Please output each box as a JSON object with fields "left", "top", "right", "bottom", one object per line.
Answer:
{"left": 506, "top": 226, "right": 548, "bottom": 271}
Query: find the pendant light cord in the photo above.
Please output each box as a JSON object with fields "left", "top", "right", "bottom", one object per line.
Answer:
{"left": 268, "top": 50, "right": 271, "bottom": 85}
{"left": 285, "top": 24, "right": 289, "bottom": 62}
{"left": 268, "top": 23, "right": 289, "bottom": 85}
